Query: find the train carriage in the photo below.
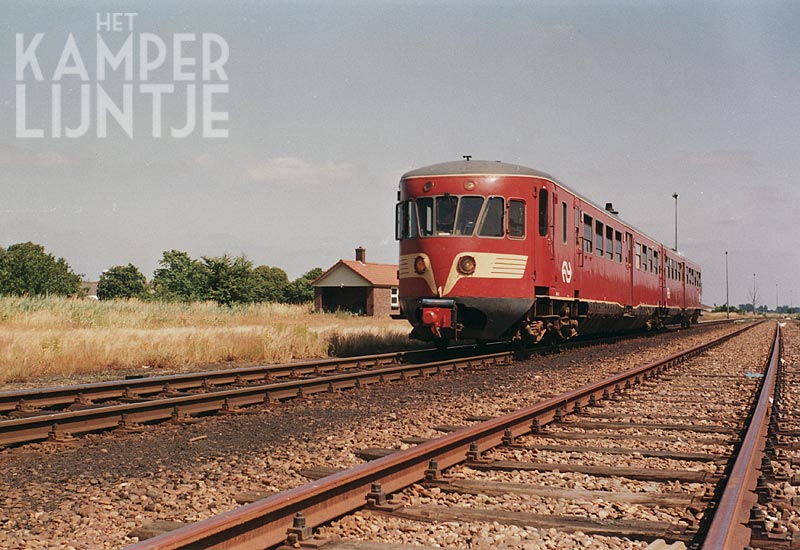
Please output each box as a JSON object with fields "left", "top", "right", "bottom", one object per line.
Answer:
{"left": 396, "top": 159, "right": 702, "bottom": 347}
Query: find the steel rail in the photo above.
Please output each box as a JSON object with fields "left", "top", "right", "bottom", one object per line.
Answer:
{"left": 0, "top": 352, "right": 405, "bottom": 414}
{"left": 124, "top": 321, "right": 757, "bottom": 550}
{"left": 0, "top": 353, "right": 512, "bottom": 446}
{"left": 700, "top": 324, "right": 782, "bottom": 549}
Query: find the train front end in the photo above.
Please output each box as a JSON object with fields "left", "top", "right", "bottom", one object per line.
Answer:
{"left": 396, "top": 161, "right": 536, "bottom": 346}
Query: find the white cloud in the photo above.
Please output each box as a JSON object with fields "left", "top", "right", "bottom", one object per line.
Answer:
{"left": 245, "top": 157, "right": 353, "bottom": 185}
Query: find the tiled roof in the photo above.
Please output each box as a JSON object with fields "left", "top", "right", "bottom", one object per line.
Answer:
{"left": 314, "top": 260, "right": 398, "bottom": 287}
{"left": 340, "top": 260, "right": 398, "bottom": 286}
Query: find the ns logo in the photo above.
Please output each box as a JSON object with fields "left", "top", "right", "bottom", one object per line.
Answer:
{"left": 561, "top": 261, "right": 573, "bottom": 283}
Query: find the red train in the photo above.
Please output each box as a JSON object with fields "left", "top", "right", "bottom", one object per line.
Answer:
{"left": 396, "top": 159, "right": 702, "bottom": 347}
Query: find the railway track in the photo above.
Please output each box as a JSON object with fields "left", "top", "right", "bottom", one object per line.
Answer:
{"left": 0, "top": 351, "right": 511, "bottom": 447}
{"left": 0, "top": 320, "right": 732, "bottom": 448}
{"left": 121, "top": 320, "right": 792, "bottom": 550}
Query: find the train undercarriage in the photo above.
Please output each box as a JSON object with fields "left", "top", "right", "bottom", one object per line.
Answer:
{"left": 406, "top": 296, "right": 700, "bottom": 349}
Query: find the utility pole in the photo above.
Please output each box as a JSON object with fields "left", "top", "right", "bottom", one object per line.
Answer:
{"left": 672, "top": 192, "right": 679, "bottom": 251}
{"left": 725, "top": 251, "right": 729, "bottom": 319}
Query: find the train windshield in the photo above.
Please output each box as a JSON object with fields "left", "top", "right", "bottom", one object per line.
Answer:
{"left": 455, "top": 196, "right": 484, "bottom": 235}
{"left": 397, "top": 195, "right": 500, "bottom": 238}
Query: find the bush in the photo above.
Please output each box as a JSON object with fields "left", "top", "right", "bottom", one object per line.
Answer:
{"left": 97, "top": 264, "right": 147, "bottom": 300}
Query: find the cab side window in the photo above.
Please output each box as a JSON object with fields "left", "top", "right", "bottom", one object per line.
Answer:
{"left": 508, "top": 200, "right": 525, "bottom": 238}
{"left": 538, "top": 189, "right": 549, "bottom": 237}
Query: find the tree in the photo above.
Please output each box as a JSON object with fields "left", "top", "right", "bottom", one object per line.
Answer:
{"left": 282, "top": 267, "right": 322, "bottom": 304}
{"left": 0, "top": 242, "right": 81, "bottom": 296}
{"left": 251, "top": 265, "right": 289, "bottom": 302}
{"left": 747, "top": 276, "right": 760, "bottom": 316}
{"left": 202, "top": 254, "right": 255, "bottom": 306}
{"left": 97, "top": 264, "right": 147, "bottom": 300}
{"left": 151, "top": 250, "right": 209, "bottom": 302}
{"left": 303, "top": 267, "right": 323, "bottom": 281}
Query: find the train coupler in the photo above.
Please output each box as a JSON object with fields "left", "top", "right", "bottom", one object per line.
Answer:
{"left": 421, "top": 308, "right": 454, "bottom": 334}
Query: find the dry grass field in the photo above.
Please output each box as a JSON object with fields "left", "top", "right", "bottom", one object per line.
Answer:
{"left": 0, "top": 296, "right": 418, "bottom": 386}
{"left": 701, "top": 311, "right": 749, "bottom": 321}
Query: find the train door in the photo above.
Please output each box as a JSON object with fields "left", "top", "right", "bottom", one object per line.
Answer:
{"left": 564, "top": 199, "right": 578, "bottom": 295}
{"left": 625, "top": 232, "right": 634, "bottom": 306}
{"left": 532, "top": 183, "right": 554, "bottom": 293}
{"left": 552, "top": 194, "right": 577, "bottom": 298}
{"left": 679, "top": 262, "right": 686, "bottom": 309}
{"left": 658, "top": 246, "right": 666, "bottom": 307}
{"left": 575, "top": 203, "right": 583, "bottom": 270}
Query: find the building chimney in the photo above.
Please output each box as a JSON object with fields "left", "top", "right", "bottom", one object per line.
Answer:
{"left": 355, "top": 246, "right": 366, "bottom": 263}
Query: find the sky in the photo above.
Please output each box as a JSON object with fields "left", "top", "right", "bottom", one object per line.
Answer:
{"left": 1, "top": 0, "right": 798, "bottom": 309}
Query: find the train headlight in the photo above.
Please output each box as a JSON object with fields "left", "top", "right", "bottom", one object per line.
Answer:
{"left": 457, "top": 255, "right": 476, "bottom": 275}
{"left": 414, "top": 256, "right": 427, "bottom": 275}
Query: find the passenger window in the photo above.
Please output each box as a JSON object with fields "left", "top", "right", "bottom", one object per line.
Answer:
{"left": 583, "top": 214, "right": 593, "bottom": 253}
{"left": 479, "top": 197, "right": 505, "bottom": 237}
{"left": 653, "top": 251, "right": 659, "bottom": 275}
{"left": 561, "top": 202, "right": 568, "bottom": 244}
{"left": 595, "top": 221, "right": 604, "bottom": 256}
{"left": 605, "top": 226, "right": 613, "bottom": 260}
{"left": 614, "top": 231, "right": 622, "bottom": 263}
{"left": 455, "top": 196, "right": 484, "bottom": 236}
{"left": 417, "top": 197, "right": 433, "bottom": 236}
{"left": 508, "top": 200, "right": 525, "bottom": 237}
{"left": 635, "top": 243, "right": 641, "bottom": 270}
{"left": 538, "top": 189, "right": 549, "bottom": 237}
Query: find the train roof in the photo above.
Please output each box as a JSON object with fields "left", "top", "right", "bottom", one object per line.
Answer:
{"left": 402, "top": 160, "right": 559, "bottom": 181}
{"left": 401, "top": 160, "right": 699, "bottom": 268}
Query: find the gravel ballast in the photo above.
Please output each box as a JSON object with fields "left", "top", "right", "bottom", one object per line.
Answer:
{"left": 0, "top": 323, "right": 771, "bottom": 549}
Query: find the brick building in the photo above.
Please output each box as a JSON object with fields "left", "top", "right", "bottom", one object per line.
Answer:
{"left": 313, "top": 247, "right": 399, "bottom": 317}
